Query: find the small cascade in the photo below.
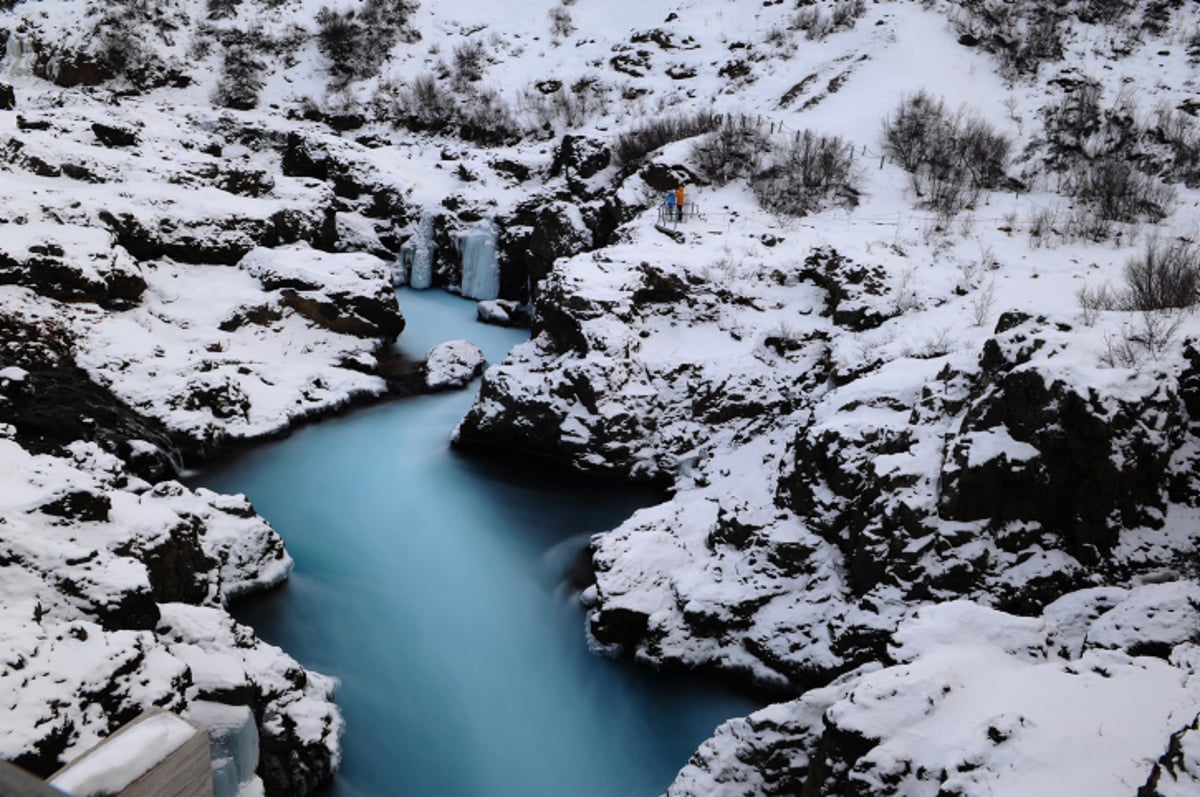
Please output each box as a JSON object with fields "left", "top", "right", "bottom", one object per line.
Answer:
{"left": 400, "top": 212, "right": 436, "bottom": 290}
{"left": 187, "top": 701, "right": 261, "bottom": 797}
{"left": 2, "top": 35, "right": 36, "bottom": 79}
{"left": 455, "top": 220, "right": 500, "bottom": 301}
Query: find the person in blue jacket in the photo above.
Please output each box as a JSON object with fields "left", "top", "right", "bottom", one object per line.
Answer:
{"left": 664, "top": 191, "right": 677, "bottom": 222}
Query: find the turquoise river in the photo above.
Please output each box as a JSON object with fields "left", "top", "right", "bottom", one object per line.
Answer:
{"left": 197, "top": 289, "right": 757, "bottom": 797}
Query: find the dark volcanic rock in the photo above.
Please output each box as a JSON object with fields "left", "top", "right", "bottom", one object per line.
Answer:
{"left": 550, "top": 134, "right": 612, "bottom": 182}
{"left": 497, "top": 198, "right": 593, "bottom": 298}
{"left": 0, "top": 310, "right": 179, "bottom": 478}
{"left": 92, "top": 122, "right": 139, "bottom": 148}
{"left": 0, "top": 83, "right": 14, "bottom": 110}
{"left": 940, "top": 316, "right": 1183, "bottom": 557}
{"left": 0, "top": 241, "right": 146, "bottom": 308}
{"left": 259, "top": 713, "right": 336, "bottom": 797}
{"left": 38, "top": 489, "right": 112, "bottom": 522}
{"left": 796, "top": 247, "right": 893, "bottom": 332}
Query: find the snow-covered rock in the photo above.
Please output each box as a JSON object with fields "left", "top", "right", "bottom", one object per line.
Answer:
{"left": 7, "top": 0, "right": 1200, "bottom": 793}
{"left": 424, "top": 340, "right": 485, "bottom": 391}
{"left": 0, "top": 434, "right": 338, "bottom": 793}
{"left": 669, "top": 598, "right": 1200, "bottom": 797}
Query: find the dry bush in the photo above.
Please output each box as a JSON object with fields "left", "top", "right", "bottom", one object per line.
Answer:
{"left": 613, "top": 112, "right": 720, "bottom": 166}
{"left": 1068, "top": 159, "right": 1175, "bottom": 224}
{"left": 692, "top": 116, "right": 772, "bottom": 185}
{"left": 881, "top": 91, "right": 1011, "bottom": 217}
{"left": 750, "top": 130, "right": 859, "bottom": 216}
{"left": 1122, "top": 239, "right": 1200, "bottom": 311}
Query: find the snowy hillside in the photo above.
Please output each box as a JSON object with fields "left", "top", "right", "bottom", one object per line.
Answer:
{"left": 5, "top": 0, "right": 1200, "bottom": 794}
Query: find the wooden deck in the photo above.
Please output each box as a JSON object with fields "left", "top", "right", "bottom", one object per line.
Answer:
{"left": 46, "top": 709, "right": 214, "bottom": 797}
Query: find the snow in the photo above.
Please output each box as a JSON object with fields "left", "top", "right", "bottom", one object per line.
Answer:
{"left": 50, "top": 712, "right": 198, "bottom": 796}
{"left": 4, "top": 0, "right": 1200, "bottom": 793}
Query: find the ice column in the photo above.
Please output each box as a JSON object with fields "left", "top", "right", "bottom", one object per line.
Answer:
{"left": 402, "top": 212, "right": 436, "bottom": 290}
{"left": 455, "top": 220, "right": 500, "bottom": 301}
{"left": 187, "top": 701, "right": 262, "bottom": 797}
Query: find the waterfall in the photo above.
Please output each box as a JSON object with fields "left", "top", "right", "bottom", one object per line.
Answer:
{"left": 187, "top": 701, "right": 261, "bottom": 797}
{"left": 455, "top": 220, "right": 500, "bottom": 301}
{"left": 401, "top": 212, "right": 436, "bottom": 290}
{"left": 2, "top": 34, "right": 35, "bottom": 79}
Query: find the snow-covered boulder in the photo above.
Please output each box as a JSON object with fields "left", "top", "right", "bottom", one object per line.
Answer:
{"left": 669, "top": 597, "right": 1200, "bottom": 797}
{"left": 424, "top": 340, "right": 485, "bottom": 391}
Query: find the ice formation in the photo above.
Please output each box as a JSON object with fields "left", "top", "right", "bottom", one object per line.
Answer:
{"left": 402, "top": 212, "right": 436, "bottom": 290}
{"left": 455, "top": 221, "right": 500, "bottom": 301}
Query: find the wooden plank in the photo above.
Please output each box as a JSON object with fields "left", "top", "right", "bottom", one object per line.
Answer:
{"left": 49, "top": 710, "right": 214, "bottom": 797}
{"left": 117, "top": 730, "right": 213, "bottom": 797}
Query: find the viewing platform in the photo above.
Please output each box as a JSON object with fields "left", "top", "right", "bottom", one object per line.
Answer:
{"left": 1, "top": 710, "right": 214, "bottom": 797}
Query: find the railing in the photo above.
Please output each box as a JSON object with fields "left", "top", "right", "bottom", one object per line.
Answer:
{"left": 656, "top": 201, "right": 700, "bottom": 225}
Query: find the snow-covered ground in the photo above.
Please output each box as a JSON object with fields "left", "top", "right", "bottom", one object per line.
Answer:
{"left": 5, "top": 0, "right": 1200, "bottom": 794}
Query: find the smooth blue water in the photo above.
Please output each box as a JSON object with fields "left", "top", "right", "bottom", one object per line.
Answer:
{"left": 197, "top": 290, "right": 757, "bottom": 797}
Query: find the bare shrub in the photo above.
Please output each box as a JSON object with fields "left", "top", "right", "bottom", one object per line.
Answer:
{"left": 613, "top": 112, "right": 720, "bottom": 166}
{"left": 1101, "top": 311, "right": 1183, "bottom": 368}
{"left": 397, "top": 73, "right": 456, "bottom": 131}
{"left": 1027, "top": 205, "right": 1058, "bottom": 246}
{"left": 949, "top": 1, "right": 1062, "bottom": 76}
{"left": 893, "top": 265, "right": 920, "bottom": 314}
{"left": 1078, "top": 0, "right": 1135, "bottom": 24}
{"left": 1059, "top": 205, "right": 1113, "bottom": 243}
{"left": 316, "top": 0, "right": 418, "bottom": 87}
{"left": 548, "top": 5, "right": 575, "bottom": 38}
{"left": 1044, "top": 79, "right": 1104, "bottom": 154}
{"left": 1077, "top": 282, "right": 1119, "bottom": 326}
{"left": 970, "top": 279, "right": 997, "bottom": 327}
{"left": 458, "top": 86, "right": 521, "bottom": 145}
{"left": 1068, "top": 159, "right": 1175, "bottom": 223}
{"left": 692, "top": 116, "right": 772, "bottom": 185}
{"left": 452, "top": 40, "right": 487, "bottom": 87}
{"left": 518, "top": 77, "right": 609, "bottom": 132}
{"left": 881, "top": 90, "right": 950, "bottom": 171}
{"left": 790, "top": 0, "right": 864, "bottom": 40}
{"left": 1122, "top": 239, "right": 1200, "bottom": 311}
{"left": 1013, "top": 12, "right": 1063, "bottom": 74}
{"left": 213, "top": 43, "right": 264, "bottom": 110}
{"left": 92, "top": 16, "right": 162, "bottom": 85}
{"left": 1151, "top": 102, "right": 1200, "bottom": 185}
{"left": 831, "top": 0, "right": 867, "bottom": 28}
{"left": 882, "top": 91, "right": 1011, "bottom": 217}
{"left": 750, "top": 130, "right": 858, "bottom": 216}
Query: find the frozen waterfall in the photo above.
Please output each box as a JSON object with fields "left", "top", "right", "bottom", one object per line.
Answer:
{"left": 401, "top": 212, "right": 436, "bottom": 290}
{"left": 2, "top": 34, "right": 35, "bottom": 78}
{"left": 455, "top": 221, "right": 500, "bottom": 301}
{"left": 187, "top": 701, "right": 261, "bottom": 797}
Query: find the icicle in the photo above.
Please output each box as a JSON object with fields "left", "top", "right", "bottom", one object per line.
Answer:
{"left": 455, "top": 220, "right": 500, "bottom": 301}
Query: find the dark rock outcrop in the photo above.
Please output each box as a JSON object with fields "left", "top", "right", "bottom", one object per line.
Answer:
{"left": 92, "top": 122, "right": 139, "bottom": 148}
{"left": 0, "top": 239, "right": 146, "bottom": 308}
{"left": 778, "top": 314, "right": 1187, "bottom": 607}
{"left": 0, "top": 309, "right": 181, "bottom": 480}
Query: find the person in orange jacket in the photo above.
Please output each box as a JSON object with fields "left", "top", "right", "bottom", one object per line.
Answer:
{"left": 675, "top": 185, "right": 685, "bottom": 222}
